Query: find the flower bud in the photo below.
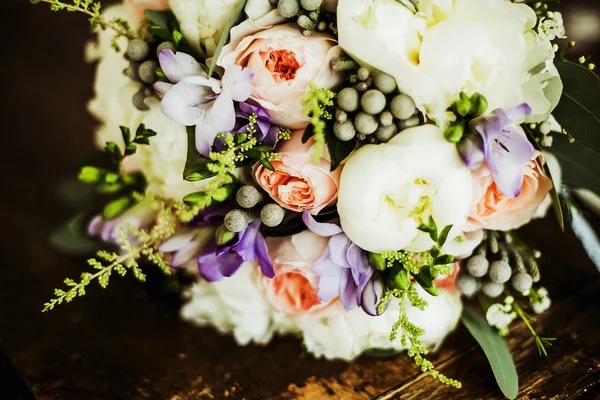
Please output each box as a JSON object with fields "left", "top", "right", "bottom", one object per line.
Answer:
{"left": 387, "top": 265, "right": 410, "bottom": 290}
{"left": 215, "top": 224, "right": 237, "bottom": 246}
{"left": 444, "top": 124, "right": 464, "bottom": 143}
{"left": 456, "top": 92, "right": 472, "bottom": 117}
{"left": 457, "top": 133, "right": 485, "bottom": 170}
{"left": 470, "top": 93, "right": 489, "bottom": 117}
{"left": 360, "top": 274, "right": 388, "bottom": 316}
{"left": 368, "top": 252, "right": 387, "bottom": 271}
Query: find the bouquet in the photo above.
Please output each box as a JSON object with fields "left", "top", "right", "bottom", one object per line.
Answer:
{"left": 32, "top": 0, "right": 600, "bottom": 397}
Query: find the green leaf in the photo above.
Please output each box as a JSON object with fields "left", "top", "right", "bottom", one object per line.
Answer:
{"left": 183, "top": 191, "right": 209, "bottom": 206}
{"left": 120, "top": 126, "right": 131, "bottom": 145}
{"left": 434, "top": 255, "right": 455, "bottom": 266}
{"left": 260, "top": 158, "right": 275, "bottom": 171}
{"left": 302, "top": 124, "right": 315, "bottom": 144}
{"left": 524, "top": 126, "right": 565, "bottom": 232}
{"left": 550, "top": 132, "right": 600, "bottom": 194}
{"left": 412, "top": 271, "right": 439, "bottom": 296}
{"left": 144, "top": 10, "right": 173, "bottom": 32}
{"left": 50, "top": 213, "right": 100, "bottom": 255}
{"left": 79, "top": 166, "right": 104, "bottom": 184}
{"left": 102, "top": 196, "right": 133, "bottom": 219}
{"left": 183, "top": 126, "right": 217, "bottom": 181}
{"left": 325, "top": 129, "right": 356, "bottom": 171}
{"left": 149, "top": 25, "right": 172, "bottom": 42}
{"left": 438, "top": 225, "right": 453, "bottom": 247}
{"left": 462, "top": 305, "right": 519, "bottom": 400}
{"left": 553, "top": 61, "right": 600, "bottom": 155}
{"left": 105, "top": 142, "right": 122, "bottom": 161}
{"left": 209, "top": 0, "right": 248, "bottom": 77}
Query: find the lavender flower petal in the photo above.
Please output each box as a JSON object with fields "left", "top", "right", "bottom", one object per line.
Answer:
{"left": 195, "top": 90, "right": 236, "bottom": 157}
{"left": 360, "top": 275, "right": 387, "bottom": 316}
{"left": 221, "top": 65, "right": 254, "bottom": 102}
{"left": 255, "top": 232, "right": 275, "bottom": 279}
{"left": 158, "top": 49, "right": 204, "bottom": 84}
{"left": 198, "top": 245, "right": 244, "bottom": 282}
{"left": 302, "top": 210, "right": 343, "bottom": 237}
{"left": 161, "top": 81, "right": 212, "bottom": 126}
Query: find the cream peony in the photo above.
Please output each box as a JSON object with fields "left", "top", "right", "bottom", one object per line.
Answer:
{"left": 337, "top": 0, "right": 563, "bottom": 124}
{"left": 337, "top": 125, "right": 473, "bottom": 254}
{"left": 296, "top": 287, "right": 462, "bottom": 360}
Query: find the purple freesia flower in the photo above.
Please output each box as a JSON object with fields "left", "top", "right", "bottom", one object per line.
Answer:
{"left": 154, "top": 50, "right": 254, "bottom": 157}
{"left": 198, "top": 219, "right": 275, "bottom": 282}
{"left": 159, "top": 227, "right": 213, "bottom": 268}
{"left": 88, "top": 201, "right": 156, "bottom": 245}
{"left": 461, "top": 104, "right": 535, "bottom": 199}
{"left": 302, "top": 211, "right": 373, "bottom": 311}
{"left": 188, "top": 201, "right": 236, "bottom": 227}
{"left": 360, "top": 275, "right": 388, "bottom": 317}
{"left": 235, "top": 102, "right": 279, "bottom": 145}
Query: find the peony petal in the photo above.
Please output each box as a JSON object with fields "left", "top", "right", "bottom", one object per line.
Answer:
{"left": 161, "top": 80, "right": 213, "bottom": 126}
{"left": 302, "top": 210, "right": 343, "bottom": 237}
{"left": 158, "top": 49, "right": 204, "bottom": 83}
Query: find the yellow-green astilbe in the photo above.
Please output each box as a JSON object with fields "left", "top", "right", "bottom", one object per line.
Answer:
{"left": 42, "top": 196, "right": 192, "bottom": 312}
{"left": 302, "top": 83, "right": 336, "bottom": 163}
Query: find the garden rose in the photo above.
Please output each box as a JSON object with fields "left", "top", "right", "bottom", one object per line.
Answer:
{"left": 219, "top": 12, "right": 344, "bottom": 129}
{"left": 337, "top": 125, "right": 473, "bottom": 254}
{"left": 466, "top": 151, "right": 553, "bottom": 231}
{"left": 259, "top": 231, "right": 341, "bottom": 317}
{"left": 253, "top": 132, "right": 341, "bottom": 215}
{"left": 337, "top": 0, "right": 562, "bottom": 124}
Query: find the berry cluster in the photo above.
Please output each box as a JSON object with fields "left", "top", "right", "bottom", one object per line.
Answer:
{"left": 223, "top": 185, "right": 287, "bottom": 234}
{"left": 125, "top": 39, "right": 176, "bottom": 111}
{"left": 333, "top": 68, "right": 422, "bottom": 144}
{"left": 274, "top": 0, "right": 337, "bottom": 37}
{"left": 456, "top": 231, "right": 541, "bottom": 298}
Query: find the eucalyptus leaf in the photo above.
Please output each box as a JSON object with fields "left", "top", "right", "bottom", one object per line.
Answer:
{"left": 325, "top": 129, "right": 356, "bottom": 171}
{"left": 144, "top": 10, "right": 173, "bottom": 32}
{"left": 549, "top": 132, "right": 600, "bottom": 195}
{"left": 209, "top": 0, "right": 248, "bottom": 77}
{"left": 553, "top": 61, "right": 600, "bottom": 154}
{"left": 524, "top": 126, "right": 565, "bottom": 231}
{"left": 462, "top": 305, "right": 519, "bottom": 400}
{"left": 50, "top": 213, "right": 100, "bottom": 255}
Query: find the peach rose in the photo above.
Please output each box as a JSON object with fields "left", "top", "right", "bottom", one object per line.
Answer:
{"left": 218, "top": 12, "right": 344, "bottom": 129}
{"left": 259, "top": 231, "right": 341, "bottom": 316}
{"left": 125, "top": 0, "right": 169, "bottom": 21}
{"left": 466, "top": 152, "right": 553, "bottom": 231}
{"left": 253, "top": 132, "right": 341, "bottom": 215}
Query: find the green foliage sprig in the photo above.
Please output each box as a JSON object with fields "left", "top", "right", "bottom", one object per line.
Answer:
{"left": 43, "top": 196, "right": 176, "bottom": 312}
{"left": 378, "top": 286, "right": 462, "bottom": 388}
{"left": 512, "top": 300, "right": 555, "bottom": 356}
{"left": 302, "top": 83, "right": 335, "bottom": 162}
{"left": 30, "top": 0, "right": 140, "bottom": 50}
{"left": 79, "top": 124, "right": 156, "bottom": 219}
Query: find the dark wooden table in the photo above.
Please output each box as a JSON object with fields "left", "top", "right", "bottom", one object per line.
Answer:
{"left": 2, "top": 1, "right": 600, "bottom": 399}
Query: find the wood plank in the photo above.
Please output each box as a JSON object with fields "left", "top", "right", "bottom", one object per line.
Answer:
{"left": 375, "top": 281, "right": 600, "bottom": 400}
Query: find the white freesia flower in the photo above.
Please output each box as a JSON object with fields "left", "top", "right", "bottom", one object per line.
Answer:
{"left": 337, "top": 125, "right": 473, "bottom": 254}
{"left": 337, "top": 0, "right": 563, "bottom": 124}
{"left": 181, "top": 264, "right": 298, "bottom": 345}
{"left": 298, "top": 287, "right": 462, "bottom": 360}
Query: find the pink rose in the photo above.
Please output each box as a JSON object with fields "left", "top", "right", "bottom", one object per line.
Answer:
{"left": 466, "top": 152, "right": 553, "bottom": 231}
{"left": 125, "top": 0, "right": 169, "bottom": 21}
{"left": 219, "top": 12, "right": 344, "bottom": 129}
{"left": 253, "top": 132, "right": 342, "bottom": 215}
{"left": 259, "top": 231, "right": 341, "bottom": 316}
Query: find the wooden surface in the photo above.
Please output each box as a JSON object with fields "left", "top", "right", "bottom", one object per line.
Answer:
{"left": 2, "top": 1, "right": 600, "bottom": 399}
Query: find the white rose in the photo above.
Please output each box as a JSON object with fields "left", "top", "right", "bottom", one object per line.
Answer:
{"left": 337, "top": 0, "right": 562, "bottom": 124}
{"left": 298, "top": 287, "right": 462, "bottom": 360}
{"left": 181, "top": 264, "right": 297, "bottom": 345}
{"left": 337, "top": 125, "right": 473, "bottom": 254}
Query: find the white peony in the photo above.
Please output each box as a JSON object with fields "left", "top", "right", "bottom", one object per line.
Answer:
{"left": 296, "top": 287, "right": 462, "bottom": 360}
{"left": 181, "top": 263, "right": 298, "bottom": 345}
{"left": 337, "top": 125, "right": 473, "bottom": 254}
{"left": 337, "top": 0, "right": 563, "bottom": 124}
